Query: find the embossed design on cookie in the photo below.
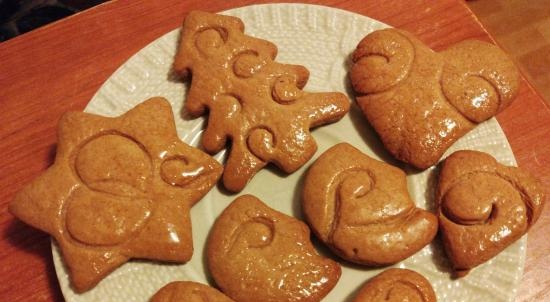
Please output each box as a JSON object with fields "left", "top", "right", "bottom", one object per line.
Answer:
{"left": 352, "top": 268, "right": 437, "bottom": 302}
{"left": 350, "top": 28, "right": 519, "bottom": 169}
{"left": 207, "top": 195, "right": 341, "bottom": 302}
{"left": 9, "top": 98, "right": 223, "bottom": 292}
{"left": 150, "top": 281, "right": 235, "bottom": 302}
{"left": 437, "top": 150, "right": 544, "bottom": 276}
{"left": 174, "top": 10, "right": 350, "bottom": 192}
{"left": 303, "top": 143, "right": 437, "bottom": 265}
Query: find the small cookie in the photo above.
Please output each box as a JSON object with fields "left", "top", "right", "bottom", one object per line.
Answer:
{"left": 150, "top": 281, "right": 234, "bottom": 302}
{"left": 352, "top": 268, "right": 437, "bottom": 302}
{"left": 9, "top": 98, "right": 223, "bottom": 292}
{"left": 350, "top": 28, "right": 519, "bottom": 169}
{"left": 174, "top": 11, "right": 350, "bottom": 192}
{"left": 303, "top": 143, "right": 438, "bottom": 265}
{"left": 207, "top": 195, "right": 341, "bottom": 302}
{"left": 437, "top": 150, "right": 544, "bottom": 276}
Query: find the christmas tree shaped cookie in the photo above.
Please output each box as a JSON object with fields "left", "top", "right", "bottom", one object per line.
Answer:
{"left": 174, "top": 10, "right": 350, "bottom": 192}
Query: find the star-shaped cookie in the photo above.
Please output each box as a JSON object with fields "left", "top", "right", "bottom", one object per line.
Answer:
{"left": 9, "top": 97, "right": 222, "bottom": 292}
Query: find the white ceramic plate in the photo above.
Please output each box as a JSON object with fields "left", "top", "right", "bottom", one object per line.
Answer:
{"left": 53, "top": 4, "right": 525, "bottom": 302}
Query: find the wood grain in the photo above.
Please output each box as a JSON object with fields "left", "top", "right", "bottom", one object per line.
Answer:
{"left": 468, "top": 0, "right": 550, "bottom": 105}
{"left": 0, "top": 0, "right": 548, "bottom": 301}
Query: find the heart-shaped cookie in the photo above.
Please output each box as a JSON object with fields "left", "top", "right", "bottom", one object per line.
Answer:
{"left": 350, "top": 28, "right": 519, "bottom": 169}
{"left": 437, "top": 150, "right": 544, "bottom": 276}
{"left": 352, "top": 268, "right": 437, "bottom": 302}
{"left": 302, "top": 143, "right": 438, "bottom": 265}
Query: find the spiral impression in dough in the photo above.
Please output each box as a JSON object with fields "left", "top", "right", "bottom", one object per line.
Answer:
{"left": 352, "top": 268, "right": 437, "bottom": 302}
{"left": 8, "top": 98, "right": 223, "bottom": 292}
{"left": 437, "top": 150, "right": 544, "bottom": 276}
{"left": 207, "top": 195, "right": 341, "bottom": 302}
{"left": 174, "top": 10, "right": 350, "bottom": 192}
{"left": 350, "top": 28, "right": 519, "bottom": 170}
{"left": 302, "top": 143, "right": 438, "bottom": 266}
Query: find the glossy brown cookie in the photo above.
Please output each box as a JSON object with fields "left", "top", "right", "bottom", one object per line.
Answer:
{"left": 350, "top": 28, "right": 519, "bottom": 169}
{"left": 9, "top": 98, "right": 223, "bottom": 292}
{"left": 303, "top": 143, "right": 438, "bottom": 265}
{"left": 352, "top": 268, "right": 437, "bottom": 302}
{"left": 174, "top": 10, "right": 350, "bottom": 192}
{"left": 437, "top": 150, "right": 544, "bottom": 276}
{"left": 150, "top": 281, "right": 234, "bottom": 302}
{"left": 207, "top": 195, "right": 341, "bottom": 302}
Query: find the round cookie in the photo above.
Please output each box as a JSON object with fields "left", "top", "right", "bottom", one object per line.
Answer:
{"left": 150, "top": 281, "right": 234, "bottom": 302}
{"left": 352, "top": 268, "right": 437, "bottom": 302}
{"left": 207, "top": 194, "right": 341, "bottom": 302}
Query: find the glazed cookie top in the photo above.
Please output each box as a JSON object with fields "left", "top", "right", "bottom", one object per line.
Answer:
{"left": 437, "top": 150, "right": 544, "bottom": 276}
{"left": 350, "top": 28, "right": 519, "bottom": 169}
{"left": 352, "top": 268, "right": 437, "bottom": 302}
{"left": 9, "top": 98, "right": 223, "bottom": 292}
{"left": 174, "top": 10, "right": 350, "bottom": 192}
{"left": 302, "top": 143, "right": 437, "bottom": 265}
{"left": 207, "top": 195, "right": 341, "bottom": 302}
{"left": 150, "top": 281, "right": 234, "bottom": 302}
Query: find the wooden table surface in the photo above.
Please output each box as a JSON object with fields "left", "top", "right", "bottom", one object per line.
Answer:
{"left": 0, "top": 0, "right": 548, "bottom": 301}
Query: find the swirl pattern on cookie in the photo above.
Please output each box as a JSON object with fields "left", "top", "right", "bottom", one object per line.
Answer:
{"left": 437, "top": 150, "right": 544, "bottom": 276}
{"left": 352, "top": 268, "right": 437, "bottom": 302}
{"left": 9, "top": 98, "right": 223, "bottom": 292}
{"left": 303, "top": 143, "right": 437, "bottom": 265}
{"left": 207, "top": 195, "right": 341, "bottom": 302}
{"left": 350, "top": 28, "right": 519, "bottom": 169}
{"left": 150, "top": 281, "right": 234, "bottom": 302}
{"left": 174, "top": 10, "right": 350, "bottom": 192}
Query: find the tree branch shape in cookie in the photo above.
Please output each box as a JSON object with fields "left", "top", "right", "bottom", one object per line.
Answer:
{"left": 350, "top": 28, "right": 519, "bottom": 169}
{"left": 437, "top": 150, "right": 544, "bottom": 277}
{"left": 9, "top": 98, "right": 223, "bottom": 292}
{"left": 174, "top": 10, "right": 350, "bottom": 192}
{"left": 303, "top": 143, "right": 437, "bottom": 265}
{"left": 207, "top": 195, "right": 341, "bottom": 302}
{"left": 352, "top": 268, "right": 437, "bottom": 302}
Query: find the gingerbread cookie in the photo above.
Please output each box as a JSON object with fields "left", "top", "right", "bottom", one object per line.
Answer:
{"left": 150, "top": 281, "right": 234, "bottom": 302}
{"left": 303, "top": 143, "right": 438, "bottom": 265}
{"left": 174, "top": 10, "right": 350, "bottom": 192}
{"left": 352, "top": 268, "right": 437, "bottom": 302}
{"left": 437, "top": 150, "right": 544, "bottom": 276}
{"left": 9, "top": 98, "right": 223, "bottom": 292}
{"left": 207, "top": 195, "right": 341, "bottom": 302}
{"left": 350, "top": 28, "right": 519, "bottom": 169}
